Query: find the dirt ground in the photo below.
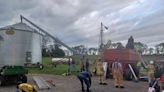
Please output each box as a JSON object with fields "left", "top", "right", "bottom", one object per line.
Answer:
{"left": 0, "top": 74, "right": 148, "bottom": 92}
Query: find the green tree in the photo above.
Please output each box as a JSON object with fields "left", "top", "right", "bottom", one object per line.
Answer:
{"left": 148, "top": 48, "right": 154, "bottom": 55}
{"left": 156, "top": 42, "right": 164, "bottom": 54}
{"left": 52, "top": 44, "right": 65, "bottom": 57}
{"left": 73, "top": 45, "right": 87, "bottom": 55}
{"left": 111, "top": 43, "right": 117, "bottom": 49}
{"left": 134, "top": 42, "right": 148, "bottom": 55}
{"left": 116, "top": 42, "right": 124, "bottom": 49}
{"left": 155, "top": 45, "right": 160, "bottom": 54}
{"left": 126, "top": 36, "right": 134, "bottom": 49}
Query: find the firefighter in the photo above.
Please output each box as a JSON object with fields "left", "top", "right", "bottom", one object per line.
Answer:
{"left": 147, "top": 60, "right": 155, "bottom": 83}
{"left": 112, "top": 61, "right": 124, "bottom": 88}
{"left": 17, "top": 83, "right": 37, "bottom": 92}
{"left": 96, "top": 59, "right": 106, "bottom": 85}
{"left": 77, "top": 71, "right": 92, "bottom": 92}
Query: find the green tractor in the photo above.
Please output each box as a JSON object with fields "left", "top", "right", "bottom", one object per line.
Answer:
{"left": 0, "top": 66, "right": 28, "bottom": 86}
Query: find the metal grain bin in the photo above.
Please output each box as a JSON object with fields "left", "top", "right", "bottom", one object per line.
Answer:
{"left": 0, "top": 22, "right": 42, "bottom": 67}
{"left": 31, "top": 33, "right": 42, "bottom": 64}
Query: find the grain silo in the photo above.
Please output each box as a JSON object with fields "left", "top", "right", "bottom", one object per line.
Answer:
{"left": 0, "top": 22, "right": 42, "bottom": 67}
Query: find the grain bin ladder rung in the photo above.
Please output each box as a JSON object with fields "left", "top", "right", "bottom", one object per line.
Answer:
{"left": 33, "top": 76, "right": 51, "bottom": 89}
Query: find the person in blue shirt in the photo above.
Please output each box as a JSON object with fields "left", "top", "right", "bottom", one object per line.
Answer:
{"left": 77, "top": 71, "right": 92, "bottom": 92}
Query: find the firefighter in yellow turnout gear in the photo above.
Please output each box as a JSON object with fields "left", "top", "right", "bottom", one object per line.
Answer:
{"left": 17, "top": 83, "right": 37, "bottom": 92}
{"left": 112, "top": 61, "right": 124, "bottom": 88}
{"left": 95, "top": 59, "right": 107, "bottom": 85}
{"left": 147, "top": 60, "right": 155, "bottom": 83}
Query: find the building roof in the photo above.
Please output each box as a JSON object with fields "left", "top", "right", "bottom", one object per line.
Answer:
{"left": 0, "top": 22, "right": 36, "bottom": 32}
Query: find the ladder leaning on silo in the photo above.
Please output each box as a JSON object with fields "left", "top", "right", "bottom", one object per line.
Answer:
{"left": 20, "top": 15, "right": 76, "bottom": 55}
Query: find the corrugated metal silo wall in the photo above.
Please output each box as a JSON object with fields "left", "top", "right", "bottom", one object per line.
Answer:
{"left": 31, "top": 32, "right": 42, "bottom": 64}
{"left": 0, "top": 29, "right": 32, "bottom": 67}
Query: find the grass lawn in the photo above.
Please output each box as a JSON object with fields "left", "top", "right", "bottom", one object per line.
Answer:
{"left": 27, "top": 55, "right": 98, "bottom": 75}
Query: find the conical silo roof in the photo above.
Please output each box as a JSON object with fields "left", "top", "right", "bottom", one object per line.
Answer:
{"left": 0, "top": 22, "right": 36, "bottom": 32}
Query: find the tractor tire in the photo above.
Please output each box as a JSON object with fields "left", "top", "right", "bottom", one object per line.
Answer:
{"left": 39, "top": 64, "right": 44, "bottom": 70}
{"left": 124, "top": 69, "right": 132, "bottom": 80}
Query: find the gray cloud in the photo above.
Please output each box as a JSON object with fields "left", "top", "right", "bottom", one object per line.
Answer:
{"left": 0, "top": 0, "right": 37, "bottom": 24}
{"left": 0, "top": 0, "right": 164, "bottom": 48}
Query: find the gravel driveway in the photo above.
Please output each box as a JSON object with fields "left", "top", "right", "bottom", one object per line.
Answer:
{"left": 0, "top": 74, "right": 148, "bottom": 92}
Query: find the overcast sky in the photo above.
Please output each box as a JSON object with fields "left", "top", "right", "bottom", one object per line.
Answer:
{"left": 0, "top": 0, "right": 164, "bottom": 48}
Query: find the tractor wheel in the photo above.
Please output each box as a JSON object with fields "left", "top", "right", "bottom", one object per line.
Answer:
{"left": 39, "top": 64, "right": 44, "bottom": 70}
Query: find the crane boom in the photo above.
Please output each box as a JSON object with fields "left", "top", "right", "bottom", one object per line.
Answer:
{"left": 20, "top": 15, "right": 75, "bottom": 54}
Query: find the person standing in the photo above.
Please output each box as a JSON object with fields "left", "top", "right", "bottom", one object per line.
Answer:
{"left": 147, "top": 61, "right": 155, "bottom": 83}
{"left": 72, "top": 58, "right": 76, "bottom": 71}
{"left": 80, "top": 58, "right": 85, "bottom": 72}
{"left": 96, "top": 59, "right": 105, "bottom": 84}
{"left": 77, "top": 71, "right": 92, "bottom": 92}
{"left": 112, "top": 61, "right": 124, "bottom": 88}
{"left": 67, "top": 57, "right": 72, "bottom": 75}
{"left": 85, "top": 58, "right": 90, "bottom": 72}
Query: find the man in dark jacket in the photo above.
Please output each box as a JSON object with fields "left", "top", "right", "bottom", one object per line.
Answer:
{"left": 77, "top": 71, "right": 92, "bottom": 92}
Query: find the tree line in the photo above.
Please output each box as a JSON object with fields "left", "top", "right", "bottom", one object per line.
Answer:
{"left": 42, "top": 36, "right": 164, "bottom": 57}
{"left": 42, "top": 44, "right": 65, "bottom": 57}
{"left": 72, "top": 36, "right": 164, "bottom": 55}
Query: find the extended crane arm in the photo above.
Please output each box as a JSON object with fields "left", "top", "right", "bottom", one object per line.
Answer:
{"left": 20, "top": 15, "right": 75, "bottom": 54}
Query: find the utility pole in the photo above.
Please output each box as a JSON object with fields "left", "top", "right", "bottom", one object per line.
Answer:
{"left": 99, "top": 22, "right": 109, "bottom": 57}
{"left": 100, "top": 22, "right": 103, "bottom": 50}
{"left": 100, "top": 22, "right": 108, "bottom": 51}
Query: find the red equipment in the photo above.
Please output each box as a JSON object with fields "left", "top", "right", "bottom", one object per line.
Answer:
{"left": 101, "top": 49, "right": 140, "bottom": 80}
{"left": 160, "top": 75, "right": 164, "bottom": 90}
{"left": 102, "top": 49, "right": 139, "bottom": 62}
